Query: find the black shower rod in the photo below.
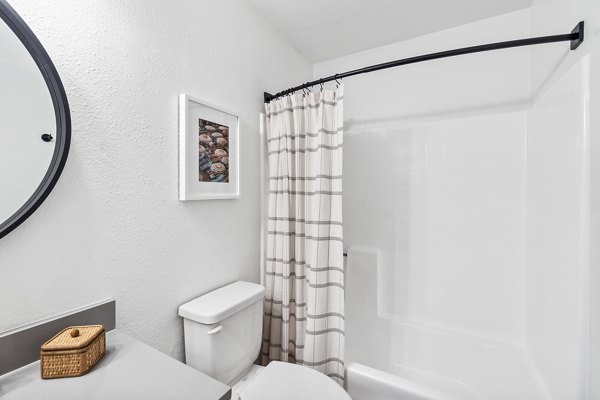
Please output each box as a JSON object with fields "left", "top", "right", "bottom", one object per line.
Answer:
{"left": 264, "top": 21, "right": 584, "bottom": 103}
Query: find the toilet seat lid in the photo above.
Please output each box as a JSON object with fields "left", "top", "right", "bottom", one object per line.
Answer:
{"left": 239, "top": 361, "right": 351, "bottom": 400}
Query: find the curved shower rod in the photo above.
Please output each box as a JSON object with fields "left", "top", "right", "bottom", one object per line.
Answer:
{"left": 264, "top": 21, "right": 584, "bottom": 103}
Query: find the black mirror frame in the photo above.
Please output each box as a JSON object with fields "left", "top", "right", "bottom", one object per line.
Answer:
{"left": 0, "top": 0, "right": 71, "bottom": 240}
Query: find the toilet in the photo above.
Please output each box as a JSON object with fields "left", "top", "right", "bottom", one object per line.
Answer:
{"left": 179, "top": 281, "right": 351, "bottom": 400}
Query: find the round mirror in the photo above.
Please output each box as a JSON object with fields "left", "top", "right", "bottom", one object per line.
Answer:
{"left": 0, "top": 0, "right": 70, "bottom": 240}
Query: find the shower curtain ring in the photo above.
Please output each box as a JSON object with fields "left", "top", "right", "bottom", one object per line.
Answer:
{"left": 334, "top": 74, "right": 341, "bottom": 87}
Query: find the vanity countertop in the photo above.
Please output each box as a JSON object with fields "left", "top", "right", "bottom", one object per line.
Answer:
{"left": 0, "top": 330, "right": 231, "bottom": 400}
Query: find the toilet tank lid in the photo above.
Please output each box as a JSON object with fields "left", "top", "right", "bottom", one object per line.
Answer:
{"left": 179, "top": 281, "right": 265, "bottom": 324}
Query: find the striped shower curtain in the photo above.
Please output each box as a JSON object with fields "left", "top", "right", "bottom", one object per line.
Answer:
{"left": 261, "top": 86, "right": 345, "bottom": 385}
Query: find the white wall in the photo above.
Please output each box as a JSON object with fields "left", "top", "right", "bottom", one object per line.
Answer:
{"left": 315, "top": 9, "right": 530, "bottom": 343}
{"left": 342, "top": 112, "right": 527, "bottom": 343}
{"left": 314, "top": 3, "right": 598, "bottom": 398}
{"left": 526, "top": 56, "right": 588, "bottom": 400}
{"left": 589, "top": 5, "right": 600, "bottom": 399}
{"left": 315, "top": 10, "right": 541, "bottom": 398}
{"left": 527, "top": 0, "right": 600, "bottom": 398}
{"left": 0, "top": 0, "right": 311, "bottom": 361}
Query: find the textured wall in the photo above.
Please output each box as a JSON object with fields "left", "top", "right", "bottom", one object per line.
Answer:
{"left": 0, "top": 0, "right": 311, "bottom": 360}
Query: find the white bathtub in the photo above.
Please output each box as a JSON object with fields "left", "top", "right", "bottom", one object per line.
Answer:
{"left": 346, "top": 362, "right": 464, "bottom": 400}
{"left": 344, "top": 248, "right": 549, "bottom": 400}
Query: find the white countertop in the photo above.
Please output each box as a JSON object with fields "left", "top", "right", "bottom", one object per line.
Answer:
{"left": 0, "top": 330, "right": 231, "bottom": 400}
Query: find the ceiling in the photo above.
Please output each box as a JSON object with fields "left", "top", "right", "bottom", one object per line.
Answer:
{"left": 245, "top": 0, "right": 533, "bottom": 63}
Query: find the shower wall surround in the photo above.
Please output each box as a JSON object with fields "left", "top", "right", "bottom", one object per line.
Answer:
{"left": 315, "top": 8, "right": 531, "bottom": 340}
{"left": 0, "top": 0, "right": 311, "bottom": 361}
{"left": 315, "top": 4, "right": 599, "bottom": 398}
{"left": 528, "top": 0, "right": 599, "bottom": 398}
{"left": 526, "top": 57, "right": 588, "bottom": 400}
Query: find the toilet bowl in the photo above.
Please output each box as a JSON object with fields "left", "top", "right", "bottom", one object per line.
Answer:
{"left": 236, "top": 360, "right": 350, "bottom": 400}
{"left": 179, "top": 281, "right": 351, "bottom": 400}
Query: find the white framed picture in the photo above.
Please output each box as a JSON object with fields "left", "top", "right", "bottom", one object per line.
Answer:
{"left": 178, "top": 94, "right": 239, "bottom": 200}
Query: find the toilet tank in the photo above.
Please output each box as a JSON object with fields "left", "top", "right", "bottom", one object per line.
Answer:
{"left": 179, "top": 281, "right": 265, "bottom": 385}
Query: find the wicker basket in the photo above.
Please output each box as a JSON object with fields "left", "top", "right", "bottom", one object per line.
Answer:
{"left": 40, "top": 325, "right": 105, "bottom": 379}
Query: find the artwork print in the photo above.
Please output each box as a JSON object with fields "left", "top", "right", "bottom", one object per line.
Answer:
{"left": 179, "top": 94, "right": 239, "bottom": 200}
{"left": 198, "top": 119, "right": 229, "bottom": 183}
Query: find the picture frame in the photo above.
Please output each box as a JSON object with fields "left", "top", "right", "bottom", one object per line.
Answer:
{"left": 178, "top": 94, "right": 240, "bottom": 200}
